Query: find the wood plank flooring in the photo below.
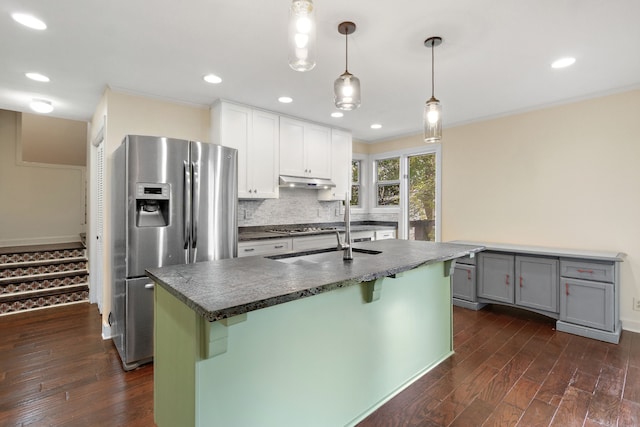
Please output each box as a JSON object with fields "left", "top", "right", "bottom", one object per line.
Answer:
{"left": 0, "top": 303, "right": 154, "bottom": 426}
{"left": 1, "top": 302, "right": 639, "bottom": 426}
{"left": 359, "top": 305, "right": 640, "bottom": 427}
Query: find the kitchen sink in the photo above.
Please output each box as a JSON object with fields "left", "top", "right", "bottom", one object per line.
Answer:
{"left": 267, "top": 247, "right": 382, "bottom": 265}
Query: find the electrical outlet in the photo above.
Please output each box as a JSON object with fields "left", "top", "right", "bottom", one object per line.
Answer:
{"left": 244, "top": 209, "right": 252, "bottom": 220}
{"left": 634, "top": 297, "right": 640, "bottom": 312}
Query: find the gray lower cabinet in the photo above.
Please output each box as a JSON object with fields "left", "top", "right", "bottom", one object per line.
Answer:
{"left": 477, "top": 252, "right": 558, "bottom": 314}
{"left": 560, "top": 278, "right": 614, "bottom": 331}
{"left": 477, "top": 252, "right": 514, "bottom": 304}
{"left": 452, "top": 264, "right": 476, "bottom": 302}
{"left": 515, "top": 256, "right": 558, "bottom": 313}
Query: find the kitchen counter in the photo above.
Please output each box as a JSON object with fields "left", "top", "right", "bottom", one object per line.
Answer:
{"left": 146, "top": 239, "right": 483, "bottom": 322}
{"left": 149, "top": 239, "right": 483, "bottom": 427}
{"left": 238, "top": 221, "right": 397, "bottom": 241}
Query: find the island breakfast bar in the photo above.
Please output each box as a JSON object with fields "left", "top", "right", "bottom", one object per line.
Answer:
{"left": 146, "top": 240, "right": 483, "bottom": 427}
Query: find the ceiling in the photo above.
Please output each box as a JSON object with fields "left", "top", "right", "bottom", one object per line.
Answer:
{"left": 1, "top": 0, "right": 639, "bottom": 143}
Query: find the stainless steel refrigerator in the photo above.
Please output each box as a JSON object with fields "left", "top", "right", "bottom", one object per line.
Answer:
{"left": 111, "top": 134, "right": 237, "bottom": 370}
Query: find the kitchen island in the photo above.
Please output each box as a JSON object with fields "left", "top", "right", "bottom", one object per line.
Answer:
{"left": 146, "top": 240, "right": 483, "bottom": 427}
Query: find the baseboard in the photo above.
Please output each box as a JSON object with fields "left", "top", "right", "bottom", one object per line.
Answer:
{"left": 0, "top": 235, "right": 82, "bottom": 248}
{"left": 102, "top": 322, "right": 112, "bottom": 340}
{"left": 622, "top": 318, "right": 640, "bottom": 333}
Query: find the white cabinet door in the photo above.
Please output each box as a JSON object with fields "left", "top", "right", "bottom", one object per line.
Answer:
{"left": 215, "top": 103, "right": 251, "bottom": 197}
{"left": 279, "top": 117, "right": 306, "bottom": 177}
{"left": 305, "top": 124, "right": 331, "bottom": 179}
{"left": 318, "top": 129, "right": 352, "bottom": 201}
{"left": 279, "top": 117, "right": 331, "bottom": 179}
{"left": 212, "top": 101, "right": 279, "bottom": 199}
{"left": 250, "top": 110, "right": 279, "bottom": 198}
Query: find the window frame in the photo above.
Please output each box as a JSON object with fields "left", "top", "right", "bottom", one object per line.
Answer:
{"left": 369, "top": 144, "right": 441, "bottom": 241}
{"left": 350, "top": 153, "right": 367, "bottom": 212}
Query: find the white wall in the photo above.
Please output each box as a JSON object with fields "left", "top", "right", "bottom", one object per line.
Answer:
{"left": 0, "top": 110, "right": 86, "bottom": 247}
{"left": 89, "top": 88, "right": 210, "bottom": 331}
{"left": 366, "top": 89, "right": 640, "bottom": 332}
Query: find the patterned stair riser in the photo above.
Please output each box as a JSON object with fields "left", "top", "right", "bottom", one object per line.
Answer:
{"left": 0, "top": 249, "right": 85, "bottom": 264}
{"left": 0, "top": 290, "right": 89, "bottom": 314}
{"left": 1, "top": 273, "right": 89, "bottom": 295}
{"left": 0, "top": 261, "right": 87, "bottom": 279}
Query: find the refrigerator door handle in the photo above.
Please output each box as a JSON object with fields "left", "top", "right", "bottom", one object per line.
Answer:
{"left": 191, "top": 161, "right": 199, "bottom": 255}
{"left": 183, "top": 160, "right": 191, "bottom": 250}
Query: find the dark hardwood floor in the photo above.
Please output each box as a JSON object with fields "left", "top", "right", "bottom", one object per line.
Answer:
{"left": 0, "top": 303, "right": 155, "bottom": 427}
{"left": 1, "top": 302, "right": 639, "bottom": 426}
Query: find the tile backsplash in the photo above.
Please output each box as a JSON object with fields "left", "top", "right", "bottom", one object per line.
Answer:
{"left": 238, "top": 188, "right": 399, "bottom": 226}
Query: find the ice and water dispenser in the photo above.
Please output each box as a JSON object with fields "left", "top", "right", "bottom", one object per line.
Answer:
{"left": 135, "top": 183, "right": 170, "bottom": 227}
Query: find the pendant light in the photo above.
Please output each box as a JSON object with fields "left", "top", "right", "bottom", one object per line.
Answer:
{"left": 288, "top": 0, "right": 316, "bottom": 72}
{"left": 424, "top": 36, "right": 443, "bottom": 143}
{"left": 334, "top": 21, "right": 361, "bottom": 111}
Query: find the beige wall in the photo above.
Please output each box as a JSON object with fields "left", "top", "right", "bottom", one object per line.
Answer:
{"left": 367, "top": 89, "right": 640, "bottom": 331}
{"left": 89, "top": 88, "right": 210, "bottom": 330}
{"left": 21, "top": 113, "right": 87, "bottom": 166}
{"left": 0, "top": 110, "right": 86, "bottom": 246}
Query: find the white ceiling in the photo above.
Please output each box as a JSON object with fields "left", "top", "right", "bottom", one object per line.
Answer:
{"left": 1, "top": 0, "right": 639, "bottom": 142}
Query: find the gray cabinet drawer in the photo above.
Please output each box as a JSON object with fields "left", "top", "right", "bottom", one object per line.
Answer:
{"left": 560, "top": 259, "right": 614, "bottom": 283}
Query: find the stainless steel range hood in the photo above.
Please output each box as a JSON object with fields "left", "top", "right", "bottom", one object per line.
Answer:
{"left": 279, "top": 175, "right": 336, "bottom": 189}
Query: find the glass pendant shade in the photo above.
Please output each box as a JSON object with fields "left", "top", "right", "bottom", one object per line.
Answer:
{"left": 334, "top": 71, "right": 361, "bottom": 111}
{"left": 424, "top": 97, "right": 442, "bottom": 143}
{"left": 288, "top": 0, "right": 316, "bottom": 72}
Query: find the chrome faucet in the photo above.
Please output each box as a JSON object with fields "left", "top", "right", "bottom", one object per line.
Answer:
{"left": 335, "top": 193, "right": 353, "bottom": 260}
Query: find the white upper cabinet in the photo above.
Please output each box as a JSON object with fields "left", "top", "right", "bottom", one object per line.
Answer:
{"left": 279, "top": 117, "right": 331, "bottom": 179}
{"left": 318, "top": 129, "right": 352, "bottom": 201}
{"left": 211, "top": 101, "right": 279, "bottom": 199}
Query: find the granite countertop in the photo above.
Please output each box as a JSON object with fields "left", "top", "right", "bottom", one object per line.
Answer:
{"left": 449, "top": 240, "right": 626, "bottom": 262}
{"left": 146, "top": 240, "right": 484, "bottom": 322}
{"left": 238, "top": 222, "right": 397, "bottom": 241}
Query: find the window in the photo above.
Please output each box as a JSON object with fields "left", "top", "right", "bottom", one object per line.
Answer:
{"left": 375, "top": 157, "right": 400, "bottom": 206}
{"left": 350, "top": 160, "right": 361, "bottom": 207}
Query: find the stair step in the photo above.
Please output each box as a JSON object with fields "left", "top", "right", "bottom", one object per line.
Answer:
{"left": 0, "top": 283, "right": 89, "bottom": 303}
{"left": 0, "top": 261, "right": 88, "bottom": 280}
{"left": 0, "top": 256, "right": 87, "bottom": 270}
{"left": 1, "top": 272, "right": 89, "bottom": 294}
{"left": 0, "top": 288, "right": 89, "bottom": 316}
{"left": 0, "top": 241, "right": 84, "bottom": 255}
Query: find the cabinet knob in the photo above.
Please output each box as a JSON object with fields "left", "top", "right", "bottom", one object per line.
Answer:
{"left": 565, "top": 283, "right": 570, "bottom": 296}
{"left": 467, "top": 269, "right": 471, "bottom": 280}
{"left": 505, "top": 274, "right": 510, "bottom": 285}
{"left": 519, "top": 276, "right": 523, "bottom": 288}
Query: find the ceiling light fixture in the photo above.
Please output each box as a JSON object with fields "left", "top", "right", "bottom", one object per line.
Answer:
{"left": 551, "top": 57, "right": 576, "bottom": 69}
{"left": 370, "top": 124, "right": 382, "bottom": 129}
{"left": 30, "top": 99, "right": 53, "bottom": 114}
{"left": 12, "top": 13, "right": 47, "bottom": 30}
{"left": 26, "top": 72, "right": 50, "bottom": 82}
{"left": 424, "top": 36, "right": 443, "bottom": 143}
{"left": 278, "top": 96, "right": 293, "bottom": 103}
{"left": 288, "top": 0, "right": 316, "bottom": 72}
{"left": 331, "top": 112, "right": 344, "bottom": 118}
{"left": 203, "top": 74, "right": 222, "bottom": 84}
{"left": 334, "top": 21, "right": 361, "bottom": 111}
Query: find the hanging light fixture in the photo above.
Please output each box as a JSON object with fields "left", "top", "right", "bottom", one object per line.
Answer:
{"left": 424, "top": 36, "right": 443, "bottom": 143}
{"left": 334, "top": 21, "right": 361, "bottom": 111}
{"left": 288, "top": 0, "right": 316, "bottom": 72}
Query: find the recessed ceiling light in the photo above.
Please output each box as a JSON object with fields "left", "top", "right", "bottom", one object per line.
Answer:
{"left": 331, "top": 112, "right": 344, "bottom": 118}
{"left": 12, "top": 13, "right": 47, "bottom": 30}
{"left": 278, "top": 96, "right": 293, "bottom": 103}
{"left": 370, "top": 124, "right": 382, "bottom": 129}
{"left": 203, "top": 74, "right": 222, "bottom": 84}
{"left": 551, "top": 57, "right": 576, "bottom": 69}
{"left": 30, "top": 99, "right": 53, "bottom": 113}
{"left": 25, "top": 72, "right": 50, "bottom": 82}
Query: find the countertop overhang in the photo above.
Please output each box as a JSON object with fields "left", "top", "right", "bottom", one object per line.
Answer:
{"left": 146, "top": 240, "right": 483, "bottom": 322}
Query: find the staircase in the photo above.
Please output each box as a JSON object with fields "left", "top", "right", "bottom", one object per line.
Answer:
{"left": 0, "top": 242, "right": 89, "bottom": 316}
